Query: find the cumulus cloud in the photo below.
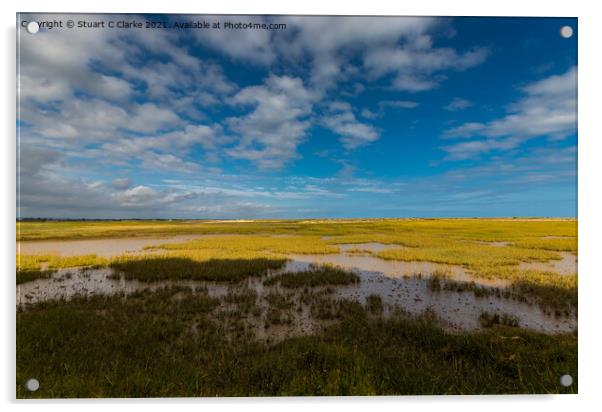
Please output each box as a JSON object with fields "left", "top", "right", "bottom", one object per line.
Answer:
{"left": 18, "top": 13, "right": 234, "bottom": 166}
{"left": 226, "top": 75, "right": 316, "bottom": 168}
{"left": 17, "top": 146, "right": 63, "bottom": 177}
{"left": 442, "top": 67, "right": 577, "bottom": 160}
{"left": 322, "top": 101, "right": 379, "bottom": 149}
{"left": 191, "top": 16, "right": 276, "bottom": 65}
{"left": 364, "top": 45, "right": 489, "bottom": 92}
{"left": 192, "top": 16, "right": 487, "bottom": 93}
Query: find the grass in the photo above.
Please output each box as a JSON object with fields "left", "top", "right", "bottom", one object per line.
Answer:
{"left": 510, "top": 237, "right": 577, "bottom": 253}
{"left": 264, "top": 265, "right": 360, "bottom": 288}
{"left": 17, "top": 286, "right": 577, "bottom": 397}
{"left": 17, "top": 218, "right": 577, "bottom": 242}
{"left": 365, "top": 294, "right": 384, "bottom": 315}
{"left": 17, "top": 253, "right": 107, "bottom": 285}
{"left": 15, "top": 218, "right": 578, "bottom": 396}
{"left": 377, "top": 243, "right": 561, "bottom": 274}
{"left": 16, "top": 269, "right": 55, "bottom": 285}
{"left": 479, "top": 311, "right": 520, "bottom": 328}
{"left": 426, "top": 270, "right": 577, "bottom": 314}
{"left": 147, "top": 235, "right": 339, "bottom": 255}
{"left": 109, "top": 257, "right": 287, "bottom": 283}
{"left": 17, "top": 253, "right": 107, "bottom": 271}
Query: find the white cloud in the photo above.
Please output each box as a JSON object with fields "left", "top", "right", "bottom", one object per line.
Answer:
{"left": 226, "top": 75, "right": 315, "bottom": 168}
{"left": 194, "top": 16, "right": 486, "bottom": 92}
{"left": 444, "top": 98, "right": 472, "bottom": 111}
{"left": 112, "top": 178, "right": 131, "bottom": 190}
{"left": 364, "top": 45, "right": 489, "bottom": 92}
{"left": 192, "top": 16, "right": 276, "bottom": 65}
{"left": 110, "top": 185, "right": 197, "bottom": 208}
{"left": 442, "top": 67, "right": 577, "bottom": 160}
{"left": 322, "top": 101, "right": 379, "bottom": 149}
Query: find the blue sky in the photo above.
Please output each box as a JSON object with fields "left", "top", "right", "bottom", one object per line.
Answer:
{"left": 17, "top": 14, "right": 577, "bottom": 218}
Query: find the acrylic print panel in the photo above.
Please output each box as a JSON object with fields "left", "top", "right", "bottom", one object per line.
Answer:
{"left": 16, "top": 13, "right": 577, "bottom": 398}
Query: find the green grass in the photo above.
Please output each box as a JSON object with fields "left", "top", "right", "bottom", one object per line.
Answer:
{"left": 17, "top": 287, "right": 577, "bottom": 397}
{"left": 109, "top": 257, "right": 287, "bottom": 283}
{"left": 264, "top": 266, "right": 360, "bottom": 288}
{"left": 426, "top": 270, "right": 577, "bottom": 315}
{"left": 479, "top": 311, "right": 520, "bottom": 328}
{"left": 16, "top": 269, "right": 55, "bottom": 285}
{"left": 365, "top": 294, "right": 384, "bottom": 315}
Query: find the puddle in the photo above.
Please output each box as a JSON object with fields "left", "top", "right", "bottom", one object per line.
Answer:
{"left": 287, "top": 249, "right": 509, "bottom": 288}
{"left": 519, "top": 252, "right": 577, "bottom": 275}
{"left": 17, "top": 234, "right": 208, "bottom": 258}
{"left": 337, "top": 242, "right": 399, "bottom": 253}
{"left": 269, "top": 259, "right": 575, "bottom": 334}
{"left": 16, "top": 267, "right": 231, "bottom": 305}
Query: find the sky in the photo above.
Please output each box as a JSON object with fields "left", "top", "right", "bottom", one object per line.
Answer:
{"left": 17, "top": 14, "right": 578, "bottom": 219}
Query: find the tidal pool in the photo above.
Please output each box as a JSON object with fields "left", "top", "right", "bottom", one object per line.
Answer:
{"left": 17, "top": 234, "right": 207, "bottom": 258}
{"left": 518, "top": 252, "right": 577, "bottom": 275}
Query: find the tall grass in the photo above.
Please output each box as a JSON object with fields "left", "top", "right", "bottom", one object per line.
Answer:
{"left": 109, "top": 257, "right": 286, "bottom": 283}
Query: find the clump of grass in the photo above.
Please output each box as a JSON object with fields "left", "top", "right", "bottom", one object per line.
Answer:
{"left": 223, "top": 288, "right": 259, "bottom": 317}
{"left": 479, "top": 311, "right": 520, "bottom": 328}
{"left": 345, "top": 248, "right": 374, "bottom": 256}
{"left": 265, "top": 292, "right": 294, "bottom": 311}
{"left": 17, "top": 253, "right": 106, "bottom": 284}
{"left": 264, "top": 266, "right": 359, "bottom": 288}
{"left": 425, "top": 270, "right": 576, "bottom": 315}
{"left": 109, "top": 257, "right": 286, "bottom": 283}
{"left": 365, "top": 294, "right": 384, "bottom": 315}
{"left": 264, "top": 292, "right": 295, "bottom": 327}
{"left": 16, "top": 269, "right": 55, "bottom": 285}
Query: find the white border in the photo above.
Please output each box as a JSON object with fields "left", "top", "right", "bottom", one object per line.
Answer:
{"left": 3, "top": 1, "right": 601, "bottom": 410}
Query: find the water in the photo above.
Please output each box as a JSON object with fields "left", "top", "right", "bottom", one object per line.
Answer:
{"left": 17, "top": 234, "right": 207, "bottom": 258}
{"left": 16, "top": 239, "right": 577, "bottom": 335}
{"left": 519, "top": 252, "right": 577, "bottom": 275}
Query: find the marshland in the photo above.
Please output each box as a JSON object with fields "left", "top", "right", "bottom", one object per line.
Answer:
{"left": 16, "top": 218, "right": 577, "bottom": 397}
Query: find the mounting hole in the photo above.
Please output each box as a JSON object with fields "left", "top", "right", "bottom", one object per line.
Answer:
{"left": 560, "top": 26, "right": 573, "bottom": 39}
{"left": 560, "top": 374, "right": 573, "bottom": 387}
{"left": 25, "top": 378, "right": 39, "bottom": 391}
{"left": 26, "top": 21, "right": 40, "bottom": 34}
